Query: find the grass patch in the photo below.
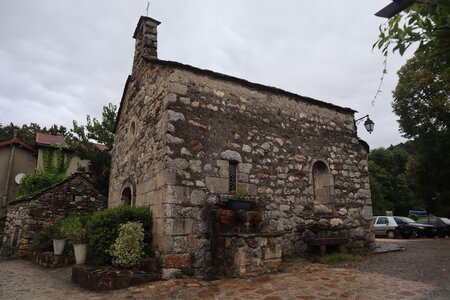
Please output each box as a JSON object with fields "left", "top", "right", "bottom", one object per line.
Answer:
{"left": 320, "top": 253, "right": 362, "bottom": 264}
{"left": 282, "top": 254, "right": 298, "bottom": 261}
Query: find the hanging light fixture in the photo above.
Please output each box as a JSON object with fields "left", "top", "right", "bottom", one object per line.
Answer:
{"left": 364, "top": 117, "right": 375, "bottom": 133}
{"left": 355, "top": 115, "right": 375, "bottom": 134}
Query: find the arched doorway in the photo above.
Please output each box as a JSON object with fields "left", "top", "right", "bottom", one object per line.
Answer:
{"left": 121, "top": 187, "right": 133, "bottom": 206}
{"left": 120, "top": 178, "right": 136, "bottom": 206}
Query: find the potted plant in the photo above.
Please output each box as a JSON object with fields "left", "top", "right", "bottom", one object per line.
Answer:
{"left": 44, "top": 220, "right": 65, "bottom": 255}
{"left": 62, "top": 215, "right": 87, "bottom": 264}
{"left": 253, "top": 210, "right": 263, "bottom": 225}
{"left": 219, "top": 209, "right": 233, "bottom": 224}
{"left": 228, "top": 189, "right": 253, "bottom": 211}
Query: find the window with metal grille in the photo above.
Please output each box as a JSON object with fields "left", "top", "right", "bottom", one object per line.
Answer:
{"left": 229, "top": 161, "right": 238, "bottom": 193}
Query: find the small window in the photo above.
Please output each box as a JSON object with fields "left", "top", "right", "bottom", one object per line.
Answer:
{"left": 130, "top": 121, "right": 136, "bottom": 136}
{"left": 312, "top": 161, "right": 334, "bottom": 204}
{"left": 229, "top": 161, "right": 238, "bottom": 192}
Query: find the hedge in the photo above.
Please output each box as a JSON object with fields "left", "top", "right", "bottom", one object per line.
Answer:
{"left": 86, "top": 206, "right": 153, "bottom": 265}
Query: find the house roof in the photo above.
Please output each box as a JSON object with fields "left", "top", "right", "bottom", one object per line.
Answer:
{"left": 35, "top": 133, "right": 107, "bottom": 151}
{"left": 0, "top": 138, "right": 37, "bottom": 154}
{"left": 114, "top": 57, "right": 357, "bottom": 133}
{"left": 8, "top": 172, "right": 100, "bottom": 205}
{"left": 35, "top": 133, "right": 67, "bottom": 147}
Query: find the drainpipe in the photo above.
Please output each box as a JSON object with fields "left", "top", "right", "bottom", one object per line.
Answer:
{"left": 1, "top": 129, "right": 17, "bottom": 218}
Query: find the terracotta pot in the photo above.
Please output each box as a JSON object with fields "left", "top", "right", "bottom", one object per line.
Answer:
{"left": 253, "top": 217, "right": 262, "bottom": 225}
{"left": 53, "top": 239, "right": 66, "bottom": 255}
{"left": 220, "top": 215, "right": 230, "bottom": 224}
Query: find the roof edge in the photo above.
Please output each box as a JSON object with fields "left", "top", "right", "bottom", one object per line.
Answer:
{"left": 0, "top": 138, "right": 37, "bottom": 154}
{"left": 144, "top": 57, "right": 357, "bottom": 114}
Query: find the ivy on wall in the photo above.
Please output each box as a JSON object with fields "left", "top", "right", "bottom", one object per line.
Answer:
{"left": 41, "top": 147, "right": 73, "bottom": 174}
{"left": 16, "top": 147, "right": 73, "bottom": 199}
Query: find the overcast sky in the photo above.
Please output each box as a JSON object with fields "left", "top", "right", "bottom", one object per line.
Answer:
{"left": 0, "top": 0, "right": 414, "bottom": 149}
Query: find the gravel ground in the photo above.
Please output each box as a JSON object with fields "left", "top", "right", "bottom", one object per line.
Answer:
{"left": 336, "top": 238, "right": 450, "bottom": 299}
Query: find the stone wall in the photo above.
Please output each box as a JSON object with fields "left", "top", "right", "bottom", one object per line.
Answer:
{"left": 111, "top": 58, "right": 375, "bottom": 276}
{"left": 109, "top": 16, "right": 375, "bottom": 278}
{"left": 3, "top": 173, "right": 106, "bottom": 257}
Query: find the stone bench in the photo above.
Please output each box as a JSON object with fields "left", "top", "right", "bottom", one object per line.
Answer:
{"left": 308, "top": 238, "right": 348, "bottom": 256}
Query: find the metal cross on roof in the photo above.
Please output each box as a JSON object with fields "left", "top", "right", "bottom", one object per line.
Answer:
{"left": 146, "top": 1, "right": 150, "bottom": 17}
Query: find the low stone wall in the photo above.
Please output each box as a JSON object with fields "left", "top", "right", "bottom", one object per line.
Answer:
{"left": 33, "top": 252, "right": 75, "bottom": 268}
{"left": 213, "top": 232, "right": 283, "bottom": 277}
{"left": 72, "top": 261, "right": 161, "bottom": 291}
{"left": 211, "top": 209, "right": 282, "bottom": 277}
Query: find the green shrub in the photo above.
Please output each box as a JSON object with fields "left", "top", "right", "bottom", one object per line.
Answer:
{"left": 17, "top": 172, "right": 67, "bottom": 198}
{"left": 108, "top": 221, "right": 145, "bottom": 268}
{"left": 33, "top": 229, "right": 54, "bottom": 252}
{"left": 33, "top": 218, "right": 69, "bottom": 253}
{"left": 86, "top": 206, "right": 153, "bottom": 265}
{"left": 62, "top": 214, "right": 86, "bottom": 244}
{"left": 320, "top": 253, "right": 362, "bottom": 264}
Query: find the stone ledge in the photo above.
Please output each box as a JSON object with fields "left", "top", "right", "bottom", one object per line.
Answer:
{"left": 216, "top": 231, "right": 288, "bottom": 238}
{"left": 72, "top": 264, "right": 161, "bottom": 291}
{"left": 33, "top": 252, "right": 75, "bottom": 268}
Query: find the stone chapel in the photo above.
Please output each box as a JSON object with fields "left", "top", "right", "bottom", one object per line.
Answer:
{"left": 109, "top": 16, "right": 375, "bottom": 278}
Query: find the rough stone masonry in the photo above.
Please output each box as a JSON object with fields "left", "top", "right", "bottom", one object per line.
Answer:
{"left": 109, "top": 16, "right": 375, "bottom": 278}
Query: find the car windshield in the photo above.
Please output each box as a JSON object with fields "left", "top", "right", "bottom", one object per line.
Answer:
{"left": 394, "top": 217, "right": 415, "bottom": 224}
{"left": 441, "top": 218, "right": 450, "bottom": 225}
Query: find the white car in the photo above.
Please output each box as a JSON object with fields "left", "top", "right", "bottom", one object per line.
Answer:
{"left": 373, "top": 216, "right": 398, "bottom": 239}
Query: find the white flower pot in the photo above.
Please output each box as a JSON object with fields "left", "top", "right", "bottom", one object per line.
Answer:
{"left": 53, "top": 239, "right": 66, "bottom": 255}
{"left": 73, "top": 244, "right": 88, "bottom": 264}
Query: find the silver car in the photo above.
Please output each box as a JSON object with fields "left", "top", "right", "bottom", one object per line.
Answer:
{"left": 373, "top": 216, "right": 398, "bottom": 239}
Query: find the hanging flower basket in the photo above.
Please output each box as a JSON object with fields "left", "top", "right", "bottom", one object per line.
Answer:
{"left": 219, "top": 209, "right": 232, "bottom": 224}
{"left": 253, "top": 210, "right": 262, "bottom": 225}
{"left": 228, "top": 189, "right": 253, "bottom": 211}
{"left": 220, "top": 215, "right": 230, "bottom": 224}
{"left": 253, "top": 217, "right": 262, "bottom": 225}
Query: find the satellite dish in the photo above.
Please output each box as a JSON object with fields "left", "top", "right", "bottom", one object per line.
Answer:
{"left": 15, "top": 173, "right": 25, "bottom": 184}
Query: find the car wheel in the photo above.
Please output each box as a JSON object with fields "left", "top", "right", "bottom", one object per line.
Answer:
{"left": 387, "top": 231, "right": 395, "bottom": 239}
{"left": 410, "top": 229, "right": 419, "bottom": 239}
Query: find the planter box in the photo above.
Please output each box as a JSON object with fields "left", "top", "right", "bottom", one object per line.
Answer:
{"left": 72, "top": 264, "right": 161, "bottom": 291}
{"left": 228, "top": 198, "right": 253, "bottom": 211}
{"left": 33, "top": 252, "right": 75, "bottom": 268}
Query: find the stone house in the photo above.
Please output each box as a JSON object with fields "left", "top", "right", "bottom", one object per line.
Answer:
{"left": 3, "top": 172, "right": 106, "bottom": 257}
{"left": 109, "top": 16, "right": 375, "bottom": 277}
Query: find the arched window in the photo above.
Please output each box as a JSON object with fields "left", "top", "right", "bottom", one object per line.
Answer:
{"left": 312, "top": 161, "right": 334, "bottom": 204}
{"left": 121, "top": 187, "right": 132, "bottom": 206}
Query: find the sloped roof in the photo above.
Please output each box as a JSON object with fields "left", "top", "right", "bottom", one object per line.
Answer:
{"left": 35, "top": 133, "right": 107, "bottom": 151}
{"left": 0, "top": 138, "right": 37, "bottom": 154}
{"left": 9, "top": 172, "right": 101, "bottom": 205}
{"left": 36, "top": 133, "right": 67, "bottom": 147}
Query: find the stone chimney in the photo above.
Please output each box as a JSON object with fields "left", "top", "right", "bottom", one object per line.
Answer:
{"left": 132, "top": 16, "right": 161, "bottom": 71}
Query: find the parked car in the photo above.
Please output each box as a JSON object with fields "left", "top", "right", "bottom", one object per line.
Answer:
{"left": 392, "top": 216, "right": 436, "bottom": 238}
{"left": 373, "top": 216, "right": 437, "bottom": 239}
{"left": 373, "top": 216, "right": 398, "bottom": 239}
{"left": 416, "top": 217, "right": 450, "bottom": 238}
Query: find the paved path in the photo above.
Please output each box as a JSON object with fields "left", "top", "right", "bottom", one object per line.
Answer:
{"left": 0, "top": 257, "right": 440, "bottom": 300}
